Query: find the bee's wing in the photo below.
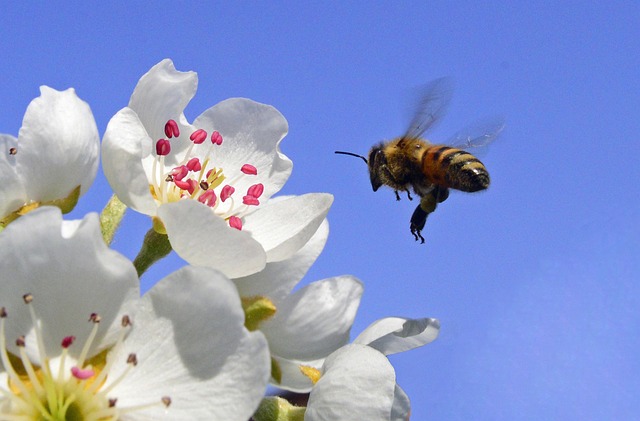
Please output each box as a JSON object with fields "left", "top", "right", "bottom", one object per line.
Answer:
{"left": 402, "top": 77, "right": 454, "bottom": 140}
{"left": 447, "top": 117, "right": 505, "bottom": 154}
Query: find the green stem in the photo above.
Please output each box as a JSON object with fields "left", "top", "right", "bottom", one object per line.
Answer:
{"left": 252, "top": 397, "right": 306, "bottom": 421}
{"left": 133, "top": 228, "right": 173, "bottom": 277}
{"left": 99, "top": 194, "right": 127, "bottom": 245}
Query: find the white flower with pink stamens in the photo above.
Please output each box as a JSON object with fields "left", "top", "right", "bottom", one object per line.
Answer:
{"left": 102, "top": 59, "right": 332, "bottom": 278}
{"left": 0, "top": 86, "right": 99, "bottom": 227}
{"left": 0, "top": 207, "right": 269, "bottom": 420}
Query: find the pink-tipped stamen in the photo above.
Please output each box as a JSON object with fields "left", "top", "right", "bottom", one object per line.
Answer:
{"left": 155, "top": 139, "right": 171, "bottom": 156}
{"left": 186, "top": 157, "right": 202, "bottom": 172}
{"left": 247, "top": 183, "right": 264, "bottom": 198}
{"left": 171, "top": 166, "right": 189, "bottom": 181}
{"left": 243, "top": 196, "right": 260, "bottom": 206}
{"left": 229, "top": 216, "right": 242, "bottom": 230}
{"left": 198, "top": 190, "right": 217, "bottom": 207}
{"left": 241, "top": 164, "right": 258, "bottom": 175}
{"left": 174, "top": 178, "right": 196, "bottom": 195}
{"left": 164, "top": 120, "right": 180, "bottom": 138}
{"left": 211, "top": 131, "right": 223, "bottom": 145}
{"left": 220, "top": 185, "right": 235, "bottom": 202}
{"left": 71, "top": 366, "right": 95, "bottom": 380}
{"left": 190, "top": 129, "right": 207, "bottom": 144}
{"left": 61, "top": 336, "right": 76, "bottom": 349}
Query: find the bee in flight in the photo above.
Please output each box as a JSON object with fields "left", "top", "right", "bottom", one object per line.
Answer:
{"left": 336, "top": 78, "right": 504, "bottom": 243}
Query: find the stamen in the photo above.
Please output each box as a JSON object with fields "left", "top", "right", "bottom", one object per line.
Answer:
{"left": 61, "top": 336, "right": 75, "bottom": 348}
{"left": 242, "top": 196, "right": 260, "bottom": 206}
{"left": 211, "top": 131, "right": 223, "bottom": 145}
{"left": 77, "top": 313, "right": 101, "bottom": 366}
{"left": 241, "top": 164, "right": 258, "bottom": 175}
{"left": 186, "top": 179, "right": 198, "bottom": 196}
{"left": 71, "top": 366, "right": 95, "bottom": 380}
{"left": 164, "top": 120, "right": 180, "bottom": 138}
{"left": 220, "top": 185, "right": 235, "bottom": 202}
{"left": 247, "top": 183, "right": 264, "bottom": 199}
{"left": 155, "top": 139, "right": 171, "bottom": 156}
{"left": 17, "top": 336, "right": 46, "bottom": 396}
{"left": 58, "top": 339, "right": 71, "bottom": 390}
{"left": 117, "top": 396, "right": 173, "bottom": 415}
{"left": 189, "top": 129, "right": 207, "bottom": 145}
{"left": 9, "top": 147, "right": 17, "bottom": 155}
{"left": 88, "top": 315, "right": 132, "bottom": 394}
{"left": 173, "top": 178, "right": 192, "bottom": 193}
{"left": 229, "top": 216, "right": 242, "bottom": 230}
{"left": 0, "top": 308, "right": 35, "bottom": 404}
{"left": 300, "top": 365, "right": 322, "bottom": 385}
{"left": 98, "top": 352, "right": 138, "bottom": 395}
{"left": 25, "top": 294, "right": 53, "bottom": 380}
{"left": 171, "top": 166, "right": 188, "bottom": 181}
{"left": 198, "top": 190, "right": 216, "bottom": 207}
{"left": 186, "top": 158, "right": 202, "bottom": 172}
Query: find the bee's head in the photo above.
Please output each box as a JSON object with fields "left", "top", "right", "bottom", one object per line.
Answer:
{"left": 367, "top": 146, "right": 387, "bottom": 192}
{"left": 334, "top": 148, "right": 384, "bottom": 191}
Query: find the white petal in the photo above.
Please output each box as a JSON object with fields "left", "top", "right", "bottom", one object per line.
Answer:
{"left": 233, "top": 219, "right": 329, "bottom": 301}
{"left": 0, "top": 134, "right": 26, "bottom": 217}
{"left": 102, "top": 107, "right": 157, "bottom": 215}
{"left": 354, "top": 317, "right": 440, "bottom": 355}
{"left": 0, "top": 207, "right": 139, "bottom": 363}
{"left": 306, "top": 344, "right": 396, "bottom": 421}
{"left": 390, "top": 384, "right": 411, "bottom": 421}
{"left": 16, "top": 86, "right": 99, "bottom": 201}
{"left": 192, "top": 98, "right": 292, "bottom": 201}
{"left": 158, "top": 200, "right": 267, "bottom": 278}
{"left": 128, "top": 59, "right": 198, "bottom": 143}
{"left": 108, "top": 266, "right": 269, "bottom": 421}
{"left": 244, "top": 193, "right": 333, "bottom": 262}
{"left": 261, "top": 276, "right": 363, "bottom": 360}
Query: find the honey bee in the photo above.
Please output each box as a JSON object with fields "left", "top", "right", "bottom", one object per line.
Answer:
{"left": 336, "top": 78, "right": 504, "bottom": 243}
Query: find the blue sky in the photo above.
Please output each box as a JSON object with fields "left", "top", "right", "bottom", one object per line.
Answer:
{"left": 2, "top": 2, "right": 639, "bottom": 419}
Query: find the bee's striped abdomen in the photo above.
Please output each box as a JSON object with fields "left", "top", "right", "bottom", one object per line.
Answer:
{"left": 421, "top": 146, "right": 490, "bottom": 192}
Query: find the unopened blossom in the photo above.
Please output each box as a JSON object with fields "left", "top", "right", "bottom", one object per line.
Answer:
{"left": 102, "top": 59, "right": 332, "bottom": 278}
{"left": 0, "top": 207, "right": 269, "bottom": 420}
{"left": 0, "top": 86, "right": 99, "bottom": 227}
{"left": 233, "top": 220, "right": 364, "bottom": 391}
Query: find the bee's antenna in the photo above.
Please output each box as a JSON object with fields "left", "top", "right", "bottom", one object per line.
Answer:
{"left": 335, "top": 150, "right": 368, "bottom": 164}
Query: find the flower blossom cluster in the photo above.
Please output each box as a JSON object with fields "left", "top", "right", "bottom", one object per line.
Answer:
{"left": 0, "top": 59, "right": 440, "bottom": 420}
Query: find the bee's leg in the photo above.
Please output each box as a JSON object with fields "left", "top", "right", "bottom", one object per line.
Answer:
{"left": 406, "top": 190, "right": 413, "bottom": 201}
{"left": 394, "top": 190, "right": 401, "bottom": 201}
{"left": 410, "top": 205, "right": 427, "bottom": 243}
{"left": 409, "top": 189, "right": 441, "bottom": 244}
{"left": 435, "top": 187, "right": 449, "bottom": 203}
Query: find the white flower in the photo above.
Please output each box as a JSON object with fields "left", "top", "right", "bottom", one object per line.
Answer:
{"left": 304, "top": 344, "right": 406, "bottom": 421}
{"left": 304, "top": 318, "right": 440, "bottom": 421}
{"left": 233, "top": 220, "right": 364, "bottom": 391}
{"left": 0, "top": 86, "right": 99, "bottom": 226}
{"left": 0, "top": 207, "right": 269, "bottom": 420}
{"left": 102, "top": 59, "right": 332, "bottom": 278}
